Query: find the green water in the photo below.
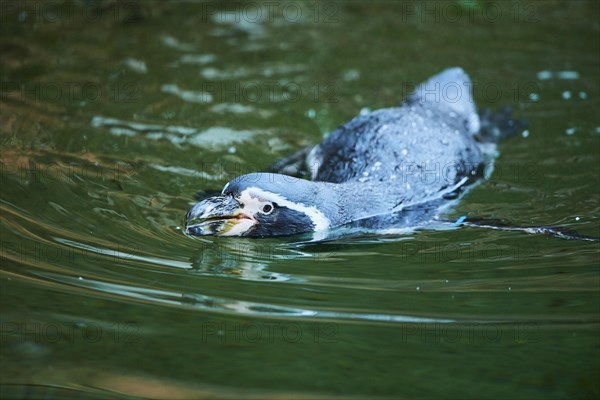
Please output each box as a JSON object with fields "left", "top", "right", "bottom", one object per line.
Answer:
{"left": 1, "top": 1, "right": 599, "bottom": 398}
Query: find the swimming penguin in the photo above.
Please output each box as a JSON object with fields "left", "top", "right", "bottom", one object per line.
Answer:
{"left": 185, "top": 68, "right": 523, "bottom": 237}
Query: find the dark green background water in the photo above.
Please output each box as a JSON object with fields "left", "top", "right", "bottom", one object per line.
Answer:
{"left": 1, "top": 1, "right": 599, "bottom": 398}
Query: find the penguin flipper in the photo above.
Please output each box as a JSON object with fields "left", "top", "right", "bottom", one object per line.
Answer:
{"left": 270, "top": 145, "right": 314, "bottom": 179}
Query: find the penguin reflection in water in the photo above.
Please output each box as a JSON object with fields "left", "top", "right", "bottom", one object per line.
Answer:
{"left": 185, "top": 68, "right": 592, "bottom": 241}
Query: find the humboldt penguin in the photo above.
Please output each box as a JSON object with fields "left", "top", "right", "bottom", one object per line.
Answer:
{"left": 185, "top": 68, "right": 524, "bottom": 237}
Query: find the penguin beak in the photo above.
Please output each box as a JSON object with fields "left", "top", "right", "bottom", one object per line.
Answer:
{"left": 185, "top": 196, "right": 255, "bottom": 236}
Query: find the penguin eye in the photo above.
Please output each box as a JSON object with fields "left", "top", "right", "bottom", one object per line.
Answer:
{"left": 262, "top": 204, "right": 273, "bottom": 214}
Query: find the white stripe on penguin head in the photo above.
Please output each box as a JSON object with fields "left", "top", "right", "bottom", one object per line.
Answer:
{"left": 239, "top": 187, "right": 330, "bottom": 231}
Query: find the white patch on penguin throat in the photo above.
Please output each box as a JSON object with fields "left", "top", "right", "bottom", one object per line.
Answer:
{"left": 221, "top": 219, "right": 256, "bottom": 236}
{"left": 240, "top": 187, "right": 330, "bottom": 231}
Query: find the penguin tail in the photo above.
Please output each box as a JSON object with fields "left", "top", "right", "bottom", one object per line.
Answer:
{"left": 475, "top": 106, "right": 528, "bottom": 143}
